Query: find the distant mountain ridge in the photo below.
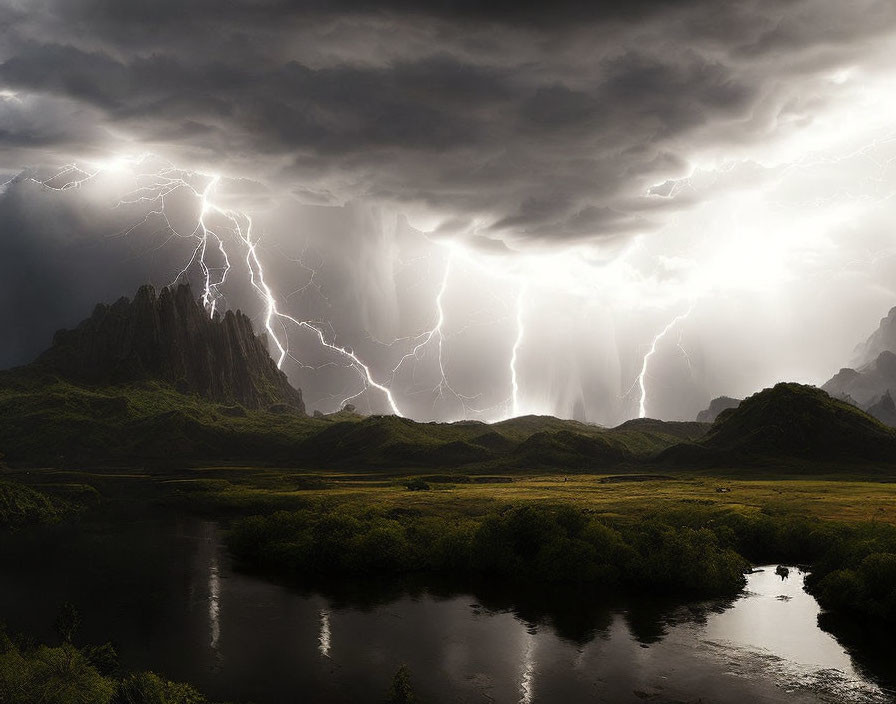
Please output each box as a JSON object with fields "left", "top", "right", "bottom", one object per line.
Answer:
{"left": 821, "top": 307, "right": 896, "bottom": 425}
{"left": 35, "top": 283, "right": 304, "bottom": 412}
{"left": 852, "top": 306, "right": 896, "bottom": 367}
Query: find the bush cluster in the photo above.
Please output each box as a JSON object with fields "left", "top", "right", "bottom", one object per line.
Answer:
{"left": 229, "top": 502, "right": 896, "bottom": 622}
{"left": 0, "top": 620, "right": 215, "bottom": 704}
{"left": 229, "top": 504, "right": 749, "bottom": 596}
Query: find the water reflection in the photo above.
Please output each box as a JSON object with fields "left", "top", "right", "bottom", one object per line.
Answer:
{"left": 518, "top": 627, "right": 536, "bottom": 704}
{"left": 318, "top": 608, "right": 331, "bottom": 657}
{"left": 0, "top": 517, "right": 893, "bottom": 704}
{"left": 208, "top": 552, "right": 220, "bottom": 651}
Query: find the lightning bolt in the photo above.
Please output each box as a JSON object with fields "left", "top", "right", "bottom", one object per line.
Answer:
{"left": 391, "top": 255, "right": 452, "bottom": 381}
{"left": 377, "top": 252, "right": 524, "bottom": 421}
{"left": 383, "top": 255, "right": 493, "bottom": 419}
{"left": 636, "top": 304, "right": 694, "bottom": 419}
{"left": 29, "top": 155, "right": 405, "bottom": 416}
{"left": 510, "top": 286, "right": 526, "bottom": 417}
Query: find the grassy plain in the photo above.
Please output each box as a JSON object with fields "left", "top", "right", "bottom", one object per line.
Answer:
{"left": 8, "top": 465, "right": 896, "bottom": 524}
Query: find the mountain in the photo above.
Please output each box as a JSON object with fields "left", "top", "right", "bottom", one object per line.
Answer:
{"left": 0, "top": 283, "right": 710, "bottom": 468}
{"left": 695, "top": 396, "right": 741, "bottom": 423}
{"left": 822, "top": 350, "right": 896, "bottom": 410}
{"left": 819, "top": 305, "right": 896, "bottom": 426}
{"left": 34, "top": 283, "right": 304, "bottom": 412}
{"left": 866, "top": 390, "right": 896, "bottom": 427}
{"left": 665, "top": 383, "right": 896, "bottom": 466}
{"left": 852, "top": 306, "right": 896, "bottom": 367}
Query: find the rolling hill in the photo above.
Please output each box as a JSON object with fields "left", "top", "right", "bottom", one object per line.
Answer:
{"left": 663, "top": 383, "right": 896, "bottom": 468}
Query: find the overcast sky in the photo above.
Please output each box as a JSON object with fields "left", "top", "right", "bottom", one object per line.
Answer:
{"left": 3, "top": 0, "right": 896, "bottom": 422}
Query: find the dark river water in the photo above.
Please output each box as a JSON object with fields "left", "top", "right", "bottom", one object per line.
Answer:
{"left": 0, "top": 514, "right": 893, "bottom": 703}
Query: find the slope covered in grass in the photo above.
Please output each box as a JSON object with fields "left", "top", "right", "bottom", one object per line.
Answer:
{"left": 662, "top": 383, "right": 896, "bottom": 467}
{"left": 0, "top": 368, "right": 706, "bottom": 470}
{"left": 0, "top": 370, "right": 322, "bottom": 465}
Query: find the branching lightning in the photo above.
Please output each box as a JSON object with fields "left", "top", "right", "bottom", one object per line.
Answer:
{"left": 29, "top": 155, "right": 404, "bottom": 416}
{"left": 636, "top": 304, "right": 694, "bottom": 419}
{"left": 391, "top": 255, "right": 452, "bottom": 380}
{"left": 387, "top": 255, "right": 488, "bottom": 417}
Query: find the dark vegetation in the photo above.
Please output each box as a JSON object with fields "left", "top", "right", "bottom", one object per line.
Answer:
{"left": 228, "top": 501, "right": 896, "bottom": 624}
{"left": 228, "top": 503, "right": 747, "bottom": 597}
{"left": 0, "top": 367, "right": 715, "bottom": 467}
{"left": 8, "top": 375, "right": 896, "bottom": 476}
{"left": 0, "top": 481, "right": 61, "bottom": 527}
{"left": 0, "top": 605, "right": 220, "bottom": 704}
{"left": 663, "top": 383, "right": 896, "bottom": 466}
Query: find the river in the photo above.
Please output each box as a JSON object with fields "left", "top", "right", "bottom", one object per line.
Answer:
{"left": 0, "top": 515, "right": 892, "bottom": 703}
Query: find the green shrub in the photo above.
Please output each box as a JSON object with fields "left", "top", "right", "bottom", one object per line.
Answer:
{"left": 0, "top": 643, "right": 115, "bottom": 704}
{"left": 114, "top": 671, "right": 207, "bottom": 704}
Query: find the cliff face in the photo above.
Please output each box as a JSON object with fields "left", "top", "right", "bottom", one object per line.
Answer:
{"left": 822, "top": 350, "right": 896, "bottom": 424}
{"left": 37, "top": 284, "right": 304, "bottom": 412}
{"left": 695, "top": 396, "right": 741, "bottom": 423}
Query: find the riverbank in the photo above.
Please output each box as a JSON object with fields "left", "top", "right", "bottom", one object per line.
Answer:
{"left": 6, "top": 466, "right": 896, "bottom": 624}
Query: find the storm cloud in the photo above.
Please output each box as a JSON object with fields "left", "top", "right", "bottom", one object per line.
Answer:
{"left": 3, "top": 0, "right": 895, "bottom": 243}
{"left": 4, "top": 0, "right": 896, "bottom": 423}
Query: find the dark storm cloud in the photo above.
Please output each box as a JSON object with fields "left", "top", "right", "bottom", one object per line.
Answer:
{"left": 1, "top": 0, "right": 895, "bottom": 243}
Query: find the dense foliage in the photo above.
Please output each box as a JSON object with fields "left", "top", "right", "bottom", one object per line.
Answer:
{"left": 229, "top": 504, "right": 750, "bottom": 596}
{"left": 229, "top": 502, "right": 896, "bottom": 622}
{"left": 0, "top": 624, "right": 215, "bottom": 704}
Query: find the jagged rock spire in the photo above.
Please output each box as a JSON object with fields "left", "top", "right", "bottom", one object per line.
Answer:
{"left": 38, "top": 284, "right": 304, "bottom": 412}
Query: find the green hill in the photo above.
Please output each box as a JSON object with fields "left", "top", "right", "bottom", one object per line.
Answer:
{"left": 662, "top": 382, "right": 896, "bottom": 467}
{"left": 0, "top": 366, "right": 705, "bottom": 470}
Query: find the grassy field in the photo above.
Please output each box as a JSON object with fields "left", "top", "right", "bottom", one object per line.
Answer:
{"left": 7, "top": 464, "right": 896, "bottom": 524}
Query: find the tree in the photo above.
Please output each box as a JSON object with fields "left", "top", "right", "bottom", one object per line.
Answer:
{"left": 385, "top": 665, "right": 416, "bottom": 704}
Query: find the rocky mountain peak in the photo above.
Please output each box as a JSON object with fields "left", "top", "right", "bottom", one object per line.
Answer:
{"left": 852, "top": 306, "right": 896, "bottom": 367}
{"left": 37, "top": 283, "right": 304, "bottom": 412}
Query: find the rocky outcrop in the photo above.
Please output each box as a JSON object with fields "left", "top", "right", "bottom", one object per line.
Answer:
{"left": 866, "top": 390, "right": 896, "bottom": 427}
{"left": 696, "top": 396, "right": 741, "bottom": 423}
{"left": 37, "top": 283, "right": 304, "bottom": 412}
{"left": 822, "top": 350, "right": 896, "bottom": 411}
{"left": 852, "top": 307, "right": 896, "bottom": 367}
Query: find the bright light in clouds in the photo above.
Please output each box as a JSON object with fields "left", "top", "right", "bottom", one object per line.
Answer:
{"left": 10, "top": 56, "right": 896, "bottom": 424}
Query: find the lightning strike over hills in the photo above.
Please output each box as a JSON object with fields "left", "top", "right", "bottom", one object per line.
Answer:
{"left": 385, "top": 254, "right": 511, "bottom": 420}
{"left": 390, "top": 255, "right": 452, "bottom": 381}
{"left": 510, "top": 286, "right": 526, "bottom": 418}
{"left": 28, "top": 155, "right": 405, "bottom": 416}
{"left": 637, "top": 305, "right": 695, "bottom": 419}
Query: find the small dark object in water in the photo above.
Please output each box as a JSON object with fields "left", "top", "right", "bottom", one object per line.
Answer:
{"left": 715, "top": 487, "right": 731, "bottom": 493}
{"left": 776, "top": 565, "right": 790, "bottom": 580}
